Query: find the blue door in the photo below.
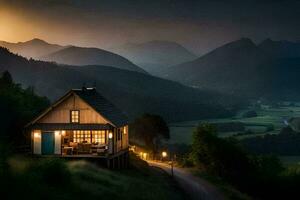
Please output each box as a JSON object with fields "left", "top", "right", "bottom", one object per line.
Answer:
{"left": 42, "top": 132, "right": 55, "bottom": 155}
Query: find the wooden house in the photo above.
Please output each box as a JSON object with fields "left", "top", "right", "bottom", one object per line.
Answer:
{"left": 26, "top": 87, "right": 129, "bottom": 167}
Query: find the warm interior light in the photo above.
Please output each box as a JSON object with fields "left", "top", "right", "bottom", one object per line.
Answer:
{"left": 123, "top": 127, "right": 127, "bottom": 134}
{"left": 34, "top": 132, "right": 40, "bottom": 138}
{"left": 61, "top": 130, "right": 66, "bottom": 136}
{"left": 162, "top": 151, "right": 167, "bottom": 158}
{"left": 108, "top": 132, "right": 113, "bottom": 139}
{"left": 55, "top": 131, "right": 60, "bottom": 136}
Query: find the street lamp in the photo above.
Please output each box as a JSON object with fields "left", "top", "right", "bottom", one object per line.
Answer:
{"left": 162, "top": 151, "right": 174, "bottom": 177}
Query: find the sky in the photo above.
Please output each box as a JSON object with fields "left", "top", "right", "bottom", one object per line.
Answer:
{"left": 0, "top": 0, "right": 299, "bottom": 55}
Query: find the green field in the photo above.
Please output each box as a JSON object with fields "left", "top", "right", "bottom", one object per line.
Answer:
{"left": 168, "top": 104, "right": 300, "bottom": 144}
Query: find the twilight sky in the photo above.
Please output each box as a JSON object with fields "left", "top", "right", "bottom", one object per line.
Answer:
{"left": 0, "top": 0, "right": 299, "bottom": 55}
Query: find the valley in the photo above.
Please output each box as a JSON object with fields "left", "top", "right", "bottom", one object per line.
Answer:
{"left": 168, "top": 103, "right": 300, "bottom": 144}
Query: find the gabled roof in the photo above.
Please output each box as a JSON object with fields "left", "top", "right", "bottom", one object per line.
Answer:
{"left": 72, "top": 88, "right": 128, "bottom": 127}
{"left": 27, "top": 87, "right": 128, "bottom": 128}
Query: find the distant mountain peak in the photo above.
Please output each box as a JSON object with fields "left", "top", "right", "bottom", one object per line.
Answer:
{"left": 23, "top": 38, "right": 49, "bottom": 45}
{"left": 112, "top": 40, "right": 197, "bottom": 72}
{"left": 228, "top": 38, "right": 256, "bottom": 48}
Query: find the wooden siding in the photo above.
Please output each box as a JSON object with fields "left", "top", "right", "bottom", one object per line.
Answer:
{"left": 122, "top": 125, "right": 129, "bottom": 149}
{"left": 54, "top": 131, "right": 61, "bottom": 154}
{"left": 37, "top": 94, "right": 110, "bottom": 124}
{"left": 33, "top": 130, "right": 41, "bottom": 154}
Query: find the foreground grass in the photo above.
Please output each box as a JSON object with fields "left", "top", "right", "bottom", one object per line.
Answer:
{"left": 192, "top": 170, "right": 251, "bottom": 200}
{"left": 0, "top": 154, "right": 188, "bottom": 200}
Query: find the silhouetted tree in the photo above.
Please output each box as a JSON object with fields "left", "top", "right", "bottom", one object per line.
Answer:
{"left": 130, "top": 113, "right": 169, "bottom": 154}
{"left": 0, "top": 71, "right": 50, "bottom": 144}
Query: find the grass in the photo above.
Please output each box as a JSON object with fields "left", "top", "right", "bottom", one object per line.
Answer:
{"left": 0, "top": 153, "right": 189, "bottom": 200}
{"left": 168, "top": 104, "right": 300, "bottom": 144}
{"left": 279, "top": 156, "right": 300, "bottom": 167}
{"left": 191, "top": 170, "right": 251, "bottom": 200}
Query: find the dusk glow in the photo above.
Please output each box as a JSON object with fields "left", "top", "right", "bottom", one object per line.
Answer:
{"left": 1, "top": 0, "right": 299, "bottom": 55}
{"left": 0, "top": 1, "right": 300, "bottom": 199}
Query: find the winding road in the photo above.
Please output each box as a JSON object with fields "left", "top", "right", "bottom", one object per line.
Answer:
{"left": 147, "top": 160, "right": 225, "bottom": 200}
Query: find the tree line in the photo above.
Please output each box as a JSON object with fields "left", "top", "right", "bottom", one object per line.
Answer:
{"left": 181, "top": 123, "right": 300, "bottom": 199}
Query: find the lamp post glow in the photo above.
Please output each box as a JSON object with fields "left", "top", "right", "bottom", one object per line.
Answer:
{"left": 143, "top": 152, "right": 147, "bottom": 160}
{"left": 162, "top": 151, "right": 167, "bottom": 158}
{"left": 108, "top": 132, "right": 113, "bottom": 139}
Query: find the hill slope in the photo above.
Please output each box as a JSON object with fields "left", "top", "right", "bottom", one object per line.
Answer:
{"left": 258, "top": 39, "right": 300, "bottom": 58}
{"left": 161, "top": 38, "right": 300, "bottom": 100}
{"left": 0, "top": 39, "right": 147, "bottom": 74}
{"left": 0, "top": 38, "right": 64, "bottom": 59}
{"left": 112, "top": 41, "right": 197, "bottom": 74}
{"left": 0, "top": 47, "right": 237, "bottom": 122}
{"left": 41, "top": 46, "right": 147, "bottom": 74}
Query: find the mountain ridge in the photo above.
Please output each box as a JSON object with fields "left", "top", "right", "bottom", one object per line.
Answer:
{"left": 111, "top": 40, "right": 197, "bottom": 75}
{"left": 0, "top": 47, "right": 237, "bottom": 122}
{"left": 0, "top": 38, "right": 147, "bottom": 74}
{"left": 159, "top": 38, "right": 300, "bottom": 100}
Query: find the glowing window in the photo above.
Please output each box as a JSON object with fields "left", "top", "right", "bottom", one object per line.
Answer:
{"left": 71, "top": 110, "right": 79, "bottom": 123}
{"left": 92, "top": 130, "right": 106, "bottom": 144}
{"left": 73, "top": 130, "right": 91, "bottom": 143}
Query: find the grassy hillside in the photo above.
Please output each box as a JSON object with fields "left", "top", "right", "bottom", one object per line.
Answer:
{"left": 0, "top": 153, "right": 188, "bottom": 200}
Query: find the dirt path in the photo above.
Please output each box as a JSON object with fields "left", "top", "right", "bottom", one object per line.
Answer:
{"left": 147, "top": 160, "right": 225, "bottom": 200}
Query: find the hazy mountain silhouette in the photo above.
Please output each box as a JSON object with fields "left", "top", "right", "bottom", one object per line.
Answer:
{"left": 112, "top": 40, "right": 197, "bottom": 75}
{"left": 0, "top": 38, "right": 65, "bottom": 58}
{"left": 41, "top": 46, "right": 147, "bottom": 74}
{"left": 0, "top": 38, "right": 147, "bottom": 74}
{"left": 259, "top": 39, "right": 300, "bottom": 58}
{"left": 160, "top": 38, "right": 300, "bottom": 100}
{"left": 0, "top": 47, "right": 237, "bottom": 121}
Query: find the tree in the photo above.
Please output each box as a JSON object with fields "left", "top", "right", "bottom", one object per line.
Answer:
{"left": 0, "top": 71, "right": 50, "bottom": 143}
{"left": 0, "top": 71, "right": 13, "bottom": 86}
{"left": 130, "top": 113, "right": 169, "bottom": 154}
{"left": 190, "top": 123, "right": 286, "bottom": 198}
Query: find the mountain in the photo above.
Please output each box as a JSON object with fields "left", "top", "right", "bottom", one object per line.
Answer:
{"left": 0, "top": 47, "right": 238, "bottom": 122}
{"left": 41, "top": 46, "right": 147, "bottom": 74}
{"left": 0, "top": 38, "right": 64, "bottom": 58}
{"left": 160, "top": 38, "right": 300, "bottom": 100}
{"left": 259, "top": 39, "right": 300, "bottom": 58}
{"left": 0, "top": 39, "right": 147, "bottom": 74}
{"left": 111, "top": 40, "right": 197, "bottom": 75}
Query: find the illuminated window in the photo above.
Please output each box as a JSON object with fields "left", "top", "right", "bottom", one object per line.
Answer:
{"left": 92, "top": 130, "right": 106, "bottom": 144}
{"left": 71, "top": 110, "right": 79, "bottom": 123}
{"left": 73, "top": 130, "right": 91, "bottom": 143}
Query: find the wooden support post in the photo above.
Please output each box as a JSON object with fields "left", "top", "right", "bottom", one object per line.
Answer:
{"left": 122, "top": 154, "right": 125, "bottom": 169}
{"left": 106, "top": 158, "right": 110, "bottom": 169}
{"left": 117, "top": 156, "right": 121, "bottom": 169}
{"left": 112, "top": 157, "right": 115, "bottom": 169}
